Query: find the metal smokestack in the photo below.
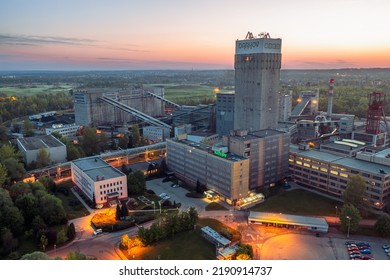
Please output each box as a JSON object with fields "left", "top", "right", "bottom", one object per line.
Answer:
{"left": 327, "top": 78, "right": 335, "bottom": 119}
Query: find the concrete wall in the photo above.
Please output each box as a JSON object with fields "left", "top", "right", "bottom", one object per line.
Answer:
{"left": 234, "top": 52, "right": 281, "bottom": 131}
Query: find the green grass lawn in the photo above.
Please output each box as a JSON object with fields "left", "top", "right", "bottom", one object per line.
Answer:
{"left": 249, "top": 189, "right": 343, "bottom": 216}
{"left": 0, "top": 84, "right": 72, "bottom": 96}
{"left": 56, "top": 180, "right": 90, "bottom": 220}
{"left": 125, "top": 218, "right": 239, "bottom": 260}
{"left": 159, "top": 84, "right": 216, "bottom": 104}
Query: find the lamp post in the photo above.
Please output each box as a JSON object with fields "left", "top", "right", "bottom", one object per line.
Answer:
{"left": 152, "top": 201, "right": 155, "bottom": 215}
{"left": 335, "top": 206, "right": 338, "bottom": 216}
{"left": 346, "top": 215, "right": 351, "bottom": 238}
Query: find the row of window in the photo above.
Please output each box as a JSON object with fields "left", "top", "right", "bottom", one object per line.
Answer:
{"left": 99, "top": 181, "right": 123, "bottom": 189}
{"left": 100, "top": 186, "right": 123, "bottom": 195}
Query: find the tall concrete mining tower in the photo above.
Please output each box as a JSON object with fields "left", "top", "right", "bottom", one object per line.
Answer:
{"left": 233, "top": 32, "right": 282, "bottom": 131}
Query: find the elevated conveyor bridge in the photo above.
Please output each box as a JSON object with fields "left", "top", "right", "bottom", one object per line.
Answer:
{"left": 99, "top": 96, "right": 171, "bottom": 129}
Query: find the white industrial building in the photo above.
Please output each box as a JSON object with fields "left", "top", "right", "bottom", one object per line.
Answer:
{"left": 45, "top": 123, "right": 81, "bottom": 138}
{"left": 143, "top": 126, "right": 170, "bottom": 143}
{"left": 17, "top": 134, "right": 67, "bottom": 165}
{"left": 71, "top": 157, "right": 128, "bottom": 205}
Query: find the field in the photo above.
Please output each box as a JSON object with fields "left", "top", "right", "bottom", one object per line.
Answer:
{"left": 0, "top": 83, "right": 72, "bottom": 96}
{"left": 148, "top": 84, "right": 218, "bottom": 105}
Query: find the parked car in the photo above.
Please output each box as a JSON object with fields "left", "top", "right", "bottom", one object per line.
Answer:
{"left": 382, "top": 244, "right": 390, "bottom": 249}
{"left": 359, "top": 249, "right": 372, "bottom": 254}
{"left": 384, "top": 248, "right": 390, "bottom": 253}
{"left": 171, "top": 184, "right": 179, "bottom": 188}
{"left": 93, "top": 229, "right": 103, "bottom": 236}
{"left": 349, "top": 253, "right": 362, "bottom": 259}
{"left": 345, "top": 241, "right": 357, "bottom": 245}
{"left": 362, "top": 256, "right": 374, "bottom": 260}
{"left": 357, "top": 242, "right": 370, "bottom": 247}
{"left": 159, "top": 193, "right": 167, "bottom": 198}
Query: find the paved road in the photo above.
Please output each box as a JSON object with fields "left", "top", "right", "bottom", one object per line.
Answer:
{"left": 47, "top": 178, "right": 390, "bottom": 260}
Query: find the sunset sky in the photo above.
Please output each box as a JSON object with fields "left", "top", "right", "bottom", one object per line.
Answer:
{"left": 1, "top": 0, "right": 390, "bottom": 70}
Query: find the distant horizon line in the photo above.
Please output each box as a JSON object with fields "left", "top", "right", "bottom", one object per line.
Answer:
{"left": 1, "top": 67, "right": 390, "bottom": 73}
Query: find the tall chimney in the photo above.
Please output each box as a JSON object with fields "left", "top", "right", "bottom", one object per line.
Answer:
{"left": 327, "top": 78, "right": 335, "bottom": 119}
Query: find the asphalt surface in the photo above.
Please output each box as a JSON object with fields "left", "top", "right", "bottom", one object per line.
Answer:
{"left": 47, "top": 178, "right": 390, "bottom": 260}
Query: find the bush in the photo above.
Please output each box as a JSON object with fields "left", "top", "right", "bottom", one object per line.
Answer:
{"left": 146, "top": 189, "right": 155, "bottom": 195}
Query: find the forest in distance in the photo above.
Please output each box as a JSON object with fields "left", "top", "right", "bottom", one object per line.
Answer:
{"left": 1, "top": 68, "right": 390, "bottom": 123}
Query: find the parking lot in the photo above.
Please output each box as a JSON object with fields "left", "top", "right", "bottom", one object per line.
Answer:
{"left": 260, "top": 233, "right": 390, "bottom": 260}
{"left": 145, "top": 178, "right": 209, "bottom": 212}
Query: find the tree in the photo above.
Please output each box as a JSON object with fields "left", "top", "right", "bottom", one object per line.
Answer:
{"left": 120, "top": 234, "right": 130, "bottom": 250}
{"left": 66, "top": 144, "right": 84, "bottom": 161}
{"left": 56, "top": 228, "right": 68, "bottom": 244}
{"left": 234, "top": 243, "right": 253, "bottom": 260}
{"left": 118, "top": 134, "right": 129, "bottom": 149}
{"left": 374, "top": 214, "right": 390, "bottom": 237}
{"left": 127, "top": 170, "right": 146, "bottom": 195}
{"left": 67, "top": 222, "right": 76, "bottom": 240}
{"left": 0, "top": 125, "right": 8, "bottom": 142}
{"left": 0, "top": 228, "right": 18, "bottom": 257}
{"left": 343, "top": 174, "right": 368, "bottom": 214}
{"left": 36, "top": 148, "right": 51, "bottom": 168}
{"left": 130, "top": 124, "right": 141, "bottom": 147}
{"left": 67, "top": 251, "right": 87, "bottom": 260}
{"left": 23, "top": 119, "right": 34, "bottom": 137}
{"left": 39, "top": 176, "right": 57, "bottom": 193}
{"left": 81, "top": 127, "right": 100, "bottom": 156}
{"left": 116, "top": 203, "right": 122, "bottom": 220}
{"left": 2, "top": 158, "right": 26, "bottom": 181}
{"left": 15, "top": 193, "right": 38, "bottom": 226}
{"left": 38, "top": 194, "right": 67, "bottom": 225}
{"left": 40, "top": 234, "right": 48, "bottom": 251}
{"left": 0, "top": 144, "right": 22, "bottom": 161}
{"left": 21, "top": 251, "right": 51, "bottom": 260}
{"left": 339, "top": 204, "right": 361, "bottom": 234}
{"left": 0, "top": 163, "right": 7, "bottom": 186}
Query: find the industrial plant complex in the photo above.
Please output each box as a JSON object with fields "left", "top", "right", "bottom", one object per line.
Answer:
{"left": 14, "top": 32, "right": 390, "bottom": 212}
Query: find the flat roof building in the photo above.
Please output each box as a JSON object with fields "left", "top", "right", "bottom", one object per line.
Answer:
{"left": 17, "top": 134, "right": 67, "bottom": 165}
{"left": 223, "top": 129, "right": 290, "bottom": 189}
{"left": 248, "top": 211, "right": 329, "bottom": 233}
{"left": 289, "top": 144, "right": 390, "bottom": 209}
{"left": 166, "top": 137, "right": 250, "bottom": 204}
{"left": 71, "top": 156, "right": 128, "bottom": 205}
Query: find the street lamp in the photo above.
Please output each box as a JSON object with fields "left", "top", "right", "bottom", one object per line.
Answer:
{"left": 346, "top": 215, "right": 351, "bottom": 238}
{"left": 335, "top": 206, "right": 338, "bottom": 216}
{"left": 152, "top": 201, "right": 156, "bottom": 215}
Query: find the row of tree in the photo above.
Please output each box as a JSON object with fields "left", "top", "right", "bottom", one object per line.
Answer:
{"left": 0, "top": 92, "right": 73, "bottom": 123}
{"left": 340, "top": 175, "right": 390, "bottom": 237}
{"left": 0, "top": 179, "right": 68, "bottom": 258}
{"left": 137, "top": 207, "right": 198, "bottom": 246}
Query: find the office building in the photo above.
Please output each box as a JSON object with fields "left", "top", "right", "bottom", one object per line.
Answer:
{"left": 234, "top": 32, "right": 282, "bottom": 131}
{"left": 289, "top": 144, "right": 390, "bottom": 209}
{"left": 71, "top": 157, "right": 128, "bottom": 205}
{"left": 166, "top": 138, "right": 250, "bottom": 204}
{"left": 223, "top": 129, "right": 290, "bottom": 189}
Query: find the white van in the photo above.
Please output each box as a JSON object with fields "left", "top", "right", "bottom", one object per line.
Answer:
{"left": 93, "top": 229, "right": 103, "bottom": 236}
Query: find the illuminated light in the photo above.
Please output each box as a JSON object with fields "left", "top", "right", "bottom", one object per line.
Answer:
{"left": 214, "top": 150, "right": 227, "bottom": 158}
{"left": 311, "top": 100, "right": 317, "bottom": 104}
{"left": 297, "top": 98, "right": 302, "bottom": 103}
{"left": 308, "top": 142, "right": 315, "bottom": 148}
{"left": 214, "top": 87, "right": 220, "bottom": 93}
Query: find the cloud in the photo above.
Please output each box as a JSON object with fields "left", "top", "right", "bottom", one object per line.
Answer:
{"left": 0, "top": 33, "right": 97, "bottom": 47}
